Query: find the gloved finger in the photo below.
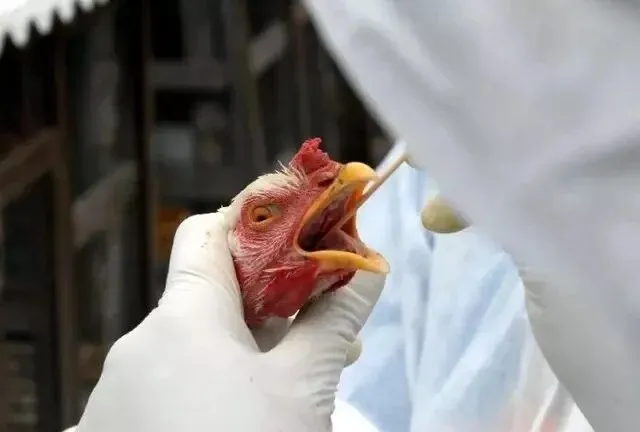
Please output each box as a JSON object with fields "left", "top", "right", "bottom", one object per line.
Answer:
{"left": 345, "top": 338, "right": 362, "bottom": 366}
{"left": 254, "top": 317, "right": 362, "bottom": 364}
{"left": 158, "top": 210, "right": 250, "bottom": 338}
{"left": 405, "top": 151, "right": 426, "bottom": 170}
{"left": 252, "top": 317, "right": 291, "bottom": 352}
{"left": 267, "top": 271, "right": 385, "bottom": 405}
{"left": 421, "top": 194, "right": 469, "bottom": 233}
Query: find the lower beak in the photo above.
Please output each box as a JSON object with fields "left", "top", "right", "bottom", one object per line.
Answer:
{"left": 295, "top": 162, "right": 390, "bottom": 274}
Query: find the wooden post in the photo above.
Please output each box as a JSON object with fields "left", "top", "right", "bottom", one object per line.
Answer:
{"left": 0, "top": 214, "right": 7, "bottom": 432}
{"left": 221, "top": 0, "right": 267, "bottom": 171}
{"left": 54, "top": 27, "right": 80, "bottom": 427}
{"left": 291, "top": 4, "right": 311, "bottom": 139}
{"left": 180, "top": 0, "right": 212, "bottom": 59}
{"left": 316, "top": 46, "right": 341, "bottom": 158}
{"left": 103, "top": 215, "right": 124, "bottom": 343}
{"left": 275, "top": 0, "right": 298, "bottom": 150}
{"left": 135, "top": 0, "right": 158, "bottom": 310}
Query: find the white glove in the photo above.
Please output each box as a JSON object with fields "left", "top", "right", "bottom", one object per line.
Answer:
{"left": 73, "top": 211, "right": 385, "bottom": 432}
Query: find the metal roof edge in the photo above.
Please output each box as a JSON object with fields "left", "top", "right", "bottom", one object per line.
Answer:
{"left": 0, "top": 0, "right": 111, "bottom": 56}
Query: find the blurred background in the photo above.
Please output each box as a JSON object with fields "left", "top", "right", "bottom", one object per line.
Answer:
{"left": 0, "top": 0, "right": 392, "bottom": 430}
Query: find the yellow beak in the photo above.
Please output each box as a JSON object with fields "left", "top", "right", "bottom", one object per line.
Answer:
{"left": 294, "top": 162, "right": 390, "bottom": 274}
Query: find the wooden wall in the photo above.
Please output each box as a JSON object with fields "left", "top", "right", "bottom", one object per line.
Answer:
{"left": 0, "top": 0, "right": 153, "bottom": 430}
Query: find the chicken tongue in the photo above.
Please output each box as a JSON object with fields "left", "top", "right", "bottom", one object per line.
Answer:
{"left": 316, "top": 228, "right": 367, "bottom": 255}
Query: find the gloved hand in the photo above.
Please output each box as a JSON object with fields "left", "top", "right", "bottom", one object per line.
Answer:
{"left": 72, "top": 210, "right": 386, "bottom": 432}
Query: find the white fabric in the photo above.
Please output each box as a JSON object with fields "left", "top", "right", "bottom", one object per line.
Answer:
{"left": 70, "top": 212, "right": 386, "bottom": 432}
{"left": 303, "top": 1, "right": 640, "bottom": 430}
{"left": 0, "top": 0, "right": 110, "bottom": 56}
{"left": 333, "top": 399, "right": 380, "bottom": 432}
{"left": 336, "top": 145, "right": 592, "bottom": 431}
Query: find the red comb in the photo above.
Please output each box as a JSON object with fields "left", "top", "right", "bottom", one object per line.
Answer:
{"left": 288, "top": 137, "right": 332, "bottom": 174}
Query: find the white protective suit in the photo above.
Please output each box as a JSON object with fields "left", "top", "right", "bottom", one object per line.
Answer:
{"left": 304, "top": 1, "right": 640, "bottom": 431}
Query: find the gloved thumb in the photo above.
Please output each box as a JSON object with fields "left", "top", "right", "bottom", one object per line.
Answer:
{"left": 266, "top": 271, "right": 386, "bottom": 411}
{"left": 421, "top": 194, "right": 469, "bottom": 233}
{"left": 159, "top": 211, "right": 250, "bottom": 339}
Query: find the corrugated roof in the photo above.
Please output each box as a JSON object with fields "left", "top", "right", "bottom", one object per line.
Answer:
{"left": 0, "top": 0, "right": 110, "bottom": 56}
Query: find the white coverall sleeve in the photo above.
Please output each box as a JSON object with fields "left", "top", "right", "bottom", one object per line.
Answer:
{"left": 337, "top": 143, "right": 593, "bottom": 431}
{"left": 303, "top": 1, "right": 640, "bottom": 431}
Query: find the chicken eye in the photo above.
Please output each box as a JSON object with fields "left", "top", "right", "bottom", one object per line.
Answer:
{"left": 250, "top": 204, "right": 280, "bottom": 224}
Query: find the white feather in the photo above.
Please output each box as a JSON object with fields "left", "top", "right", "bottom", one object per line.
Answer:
{"left": 225, "top": 165, "right": 303, "bottom": 226}
{"left": 224, "top": 165, "right": 305, "bottom": 273}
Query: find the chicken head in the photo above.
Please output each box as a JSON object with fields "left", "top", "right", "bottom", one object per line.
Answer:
{"left": 227, "top": 138, "right": 389, "bottom": 327}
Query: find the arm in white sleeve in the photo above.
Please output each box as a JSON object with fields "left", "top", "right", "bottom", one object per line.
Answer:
{"left": 303, "top": 1, "right": 640, "bottom": 431}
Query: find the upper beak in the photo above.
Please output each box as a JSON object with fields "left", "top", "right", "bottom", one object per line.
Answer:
{"left": 294, "top": 162, "right": 390, "bottom": 274}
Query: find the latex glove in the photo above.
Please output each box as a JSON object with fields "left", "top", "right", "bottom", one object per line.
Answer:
{"left": 73, "top": 211, "right": 385, "bottom": 432}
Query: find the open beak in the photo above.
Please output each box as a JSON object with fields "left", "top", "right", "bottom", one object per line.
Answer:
{"left": 294, "top": 162, "right": 390, "bottom": 274}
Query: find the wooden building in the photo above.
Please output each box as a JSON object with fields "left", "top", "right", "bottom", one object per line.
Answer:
{"left": 0, "top": 0, "right": 391, "bottom": 431}
{"left": 0, "top": 1, "right": 152, "bottom": 430}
